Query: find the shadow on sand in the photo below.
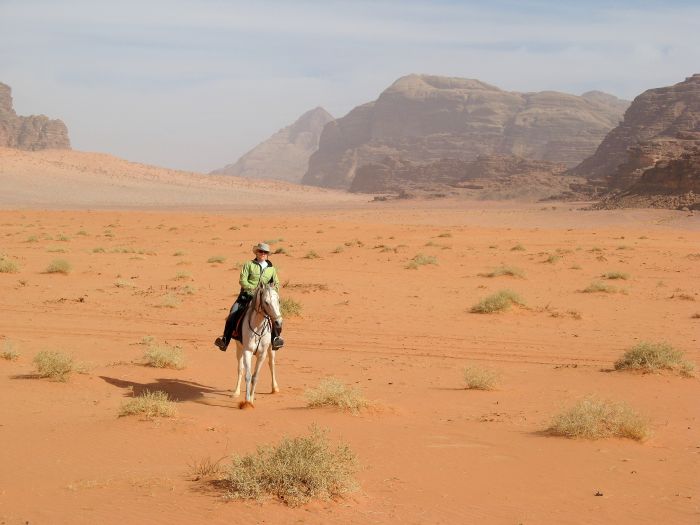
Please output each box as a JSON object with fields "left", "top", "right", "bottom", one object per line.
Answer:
{"left": 99, "top": 376, "right": 232, "bottom": 406}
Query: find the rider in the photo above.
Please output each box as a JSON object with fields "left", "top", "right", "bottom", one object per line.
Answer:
{"left": 214, "top": 242, "right": 284, "bottom": 351}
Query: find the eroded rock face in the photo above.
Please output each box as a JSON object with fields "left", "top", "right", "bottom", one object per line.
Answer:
{"left": 0, "top": 83, "right": 70, "bottom": 150}
{"left": 212, "top": 107, "right": 334, "bottom": 183}
{"left": 303, "top": 74, "right": 627, "bottom": 189}
{"left": 570, "top": 74, "right": 700, "bottom": 187}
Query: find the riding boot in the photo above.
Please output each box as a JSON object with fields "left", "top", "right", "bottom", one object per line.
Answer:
{"left": 271, "top": 324, "right": 284, "bottom": 350}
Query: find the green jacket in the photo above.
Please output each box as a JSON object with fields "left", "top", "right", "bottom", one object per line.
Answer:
{"left": 239, "top": 259, "right": 279, "bottom": 295}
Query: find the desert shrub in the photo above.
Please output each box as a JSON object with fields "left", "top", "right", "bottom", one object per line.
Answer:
{"left": 437, "top": 232, "right": 452, "bottom": 238}
{"left": 223, "top": 426, "right": 357, "bottom": 506}
{"left": 25, "top": 235, "right": 38, "bottom": 243}
{"left": 174, "top": 271, "right": 190, "bottom": 281}
{"left": 45, "top": 259, "right": 71, "bottom": 274}
{"left": 273, "top": 247, "right": 286, "bottom": 255}
{"left": 119, "top": 390, "right": 176, "bottom": 418}
{"left": 172, "top": 250, "right": 185, "bottom": 256}
{"left": 207, "top": 255, "right": 226, "bottom": 264}
{"left": 114, "top": 279, "right": 135, "bottom": 288}
{"left": 547, "top": 397, "right": 649, "bottom": 441}
{"left": 143, "top": 344, "right": 185, "bottom": 369}
{"left": 1, "top": 341, "right": 20, "bottom": 361}
{"left": 470, "top": 289, "right": 524, "bottom": 313}
{"left": 92, "top": 247, "right": 106, "bottom": 253}
{"left": 544, "top": 254, "right": 561, "bottom": 264}
{"left": 189, "top": 456, "right": 225, "bottom": 481}
{"left": 158, "top": 293, "right": 181, "bottom": 308}
{"left": 464, "top": 365, "right": 498, "bottom": 390}
{"left": 602, "top": 271, "right": 629, "bottom": 280}
{"left": 56, "top": 234, "right": 70, "bottom": 242}
{"left": 263, "top": 237, "right": 284, "bottom": 244}
{"left": 510, "top": 244, "right": 526, "bottom": 251}
{"left": 305, "top": 378, "right": 369, "bottom": 412}
{"left": 46, "top": 246, "right": 68, "bottom": 253}
{"left": 33, "top": 350, "right": 75, "bottom": 381}
{"left": 582, "top": 281, "right": 616, "bottom": 293}
{"left": 478, "top": 266, "right": 524, "bottom": 278}
{"left": 614, "top": 342, "right": 695, "bottom": 377}
{"left": 178, "top": 285, "right": 196, "bottom": 295}
{"left": 332, "top": 246, "right": 344, "bottom": 254}
{"left": 0, "top": 257, "right": 19, "bottom": 273}
{"left": 281, "top": 297, "right": 302, "bottom": 317}
{"left": 76, "top": 230, "right": 88, "bottom": 236}
{"left": 304, "top": 250, "right": 319, "bottom": 259}
{"left": 405, "top": 254, "right": 438, "bottom": 269}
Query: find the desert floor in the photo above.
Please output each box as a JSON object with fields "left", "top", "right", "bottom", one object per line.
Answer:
{"left": 0, "top": 202, "right": 698, "bottom": 524}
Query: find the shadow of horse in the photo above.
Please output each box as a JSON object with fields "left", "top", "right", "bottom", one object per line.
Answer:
{"left": 99, "top": 376, "right": 232, "bottom": 406}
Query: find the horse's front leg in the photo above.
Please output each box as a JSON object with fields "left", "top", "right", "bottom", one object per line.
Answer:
{"left": 269, "top": 347, "right": 279, "bottom": 393}
{"left": 232, "top": 342, "right": 244, "bottom": 397}
{"left": 242, "top": 349, "right": 254, "bottom": 406}
{"left": 250, "top": 347, "right": 268, "bottom": 403}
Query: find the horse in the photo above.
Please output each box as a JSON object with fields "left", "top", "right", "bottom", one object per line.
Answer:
{"left": 231, "top": 283, "right": 283, "bottom": 408}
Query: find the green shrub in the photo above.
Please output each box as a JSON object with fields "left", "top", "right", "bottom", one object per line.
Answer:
{"left": 547, "top": 397, "right": 649, "bottom": 441}
{"left": 223, "top": 426, "right": 357, "bottom": 506}
{"left": 45, "top": 259, "right": 72, "bottom": 274}
{"left": 614, "top": 342, "right": 695, "bottom": 377}
{"left": 143, "top": 344, "right": 185, "bottom": 369}
{"left": 33, "top": 351, "right": 75, "bottom": 381}
{"left": 119, "top": 390, "right": 176, "bottom": 418}
{"left": 470, "top": 289, "right": 524, "bottom": 313}
{"left": 305, "top": 378, "right": 369, "bottom": 413}
{"left": 464, "top": 365, "right": 498, "bottom": 390}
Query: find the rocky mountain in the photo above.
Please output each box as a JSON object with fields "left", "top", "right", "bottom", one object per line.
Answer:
{"left": 570, "top": 74, "right": 699, "bottom": 209}
{"left": 212, "top": 107, "right": 334, "bottom": 183}
{"left": 0, "top": 82, "right": 70, "bottom": 150}
{"left": 302, "top": 74, "right": 628, "bottom": 190}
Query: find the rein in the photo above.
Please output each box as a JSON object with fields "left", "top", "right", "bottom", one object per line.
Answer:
{"left": 246, "top": 285, "right": 278, "bottom": 353}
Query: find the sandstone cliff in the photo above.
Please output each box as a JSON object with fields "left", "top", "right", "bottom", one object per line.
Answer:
{"left": 212, "top": 107, "right": 333, "bottom": 183}
{"left": 0, "top": 82, "right": 70, "bottom": 150}
{"left": 302, "top": 74, "right": 627, "bottom": 189}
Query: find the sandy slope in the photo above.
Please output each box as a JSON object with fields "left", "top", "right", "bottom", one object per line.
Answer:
{"left": 0, "top": 203, "right": 698, "bottom": 525}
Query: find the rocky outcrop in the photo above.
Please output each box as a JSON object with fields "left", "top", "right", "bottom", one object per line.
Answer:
{"left": 569, "top": 74, "right": 700, "bottom": 187}
{"left": 0, "top": 83, "right": 70, "bottom": 150}
{"left": 212, "top": 107, "right": 333, "bottom": 183}
{"left": 302, "top": 74, "right": 628, "bottom": 189}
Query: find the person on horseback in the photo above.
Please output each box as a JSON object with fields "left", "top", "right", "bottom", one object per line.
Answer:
{"left": 214, "top": 242, "right": 284, "bottom": 352}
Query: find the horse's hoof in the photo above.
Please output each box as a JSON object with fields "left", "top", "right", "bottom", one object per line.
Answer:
{"left": 271, "top": 387, "right": 280, "bottom": 394}
{"left": 238, "top": 401, "right": 255, "bottom": 410}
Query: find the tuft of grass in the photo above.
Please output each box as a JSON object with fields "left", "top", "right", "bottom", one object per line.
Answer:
{"left": 189, "top": 456, "right": 225, "bottom": 481}
{"left": 76, "top": 230, "right": 88, "bottom": 236}
{"left": 119, "top": 390, "right": 177, "bottom": 419}
{"left": 174, "top": 271, "right": 191, "bottom": 281}
{"left": 547, "top": 397, "right": 650, "bottom": 441}
{"left": 25, "top": 235, "right": 38, "bottom": 243}
{"left": 304, "top": 250, "right": 319, "bottom": 259}
{"left": 0, "top": 258, "right": 20, "bottom": 273}
{"left": 222, "top": 425, "right": 357, "bottom": 507}
{"left": 92, "top": 247, "right": 106, "bottom": 253}
{"left": 207, "top": 255, "right": 226, "bottom": 264}
{"left": 178, "top": 284, "right": 197, "bottom": 295}
{"left": 582, "top": 281, "right": 616, "bottom": 293}
{"left": 602, "top": 271, "right": 629, "bottom": 280}
{"left": 1, "top": 341, "right": 20, "bottom": 361}
{"left": 510, "top": 244, "right": 526, "bottom": 251}
{"left": 158, "top": 293, "right": 180, "bottom": 308}
{"left": 281, "top": 297, "right": 302, "bottom": 317}
{"left": 172, "top": 251, "right": 185, "bottom": 256}
{"left": 56, "top": 234, "right": 71, "bottom": 242}
{"left": 544, "top": 254, "right": 561, "bottom": 264}
{"left": 143, "top": 343, "right": 185, "bottom": 369}
{"left": 305, "top": 378, "right": 369, "bottom": 413}
{"left": 33, "top": 350, "right": 75, "bottom": 381}
{"left": 114, "top": 279, "right": 135, "bottom": 288}
{"left": 463, "top": 365, "right": 498, "bottom": 390}
{"left": 45, "top": 259, "right": 71, "bottom": 274}
{"left": 332, "top": 246, "right": 344, "bottom": 254}
{"left": 46, "top": 246, "right": 68, "bottom": 253}
{"left": 614, "top": 342, "right": 695, "bottom": 377}
{"left": 405, "top": 254, "right": 438, "bottom": 269}
{"left": 478, "top": 266, "right": 524, "bottom": 278}
{"left": 470, "top": 289, "right": 524, "bottom": 313}
{"left": 437, "top": 232, "right": 452, "bottom": 238}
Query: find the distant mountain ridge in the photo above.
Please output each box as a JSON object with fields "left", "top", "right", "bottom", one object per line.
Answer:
{"left": 212, "top": 107, "right": 333, "bottom": 183}
{"left": 0, "top": 82, "right": 70, "bottom": 150}
{"left": 302, "top": 74, "right": 629, "bottom": 190}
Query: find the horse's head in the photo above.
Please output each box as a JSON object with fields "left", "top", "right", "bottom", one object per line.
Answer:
{"left": 256, "top": 284, "right": 283, "bottom": 331}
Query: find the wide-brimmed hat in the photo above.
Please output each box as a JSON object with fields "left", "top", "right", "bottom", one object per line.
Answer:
{"left": 252, "top": 242, "right": 270, "bottom": 253}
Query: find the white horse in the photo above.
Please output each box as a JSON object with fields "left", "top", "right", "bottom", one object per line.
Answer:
{"left": 232, "top": 284, "right": 283, "bottom": 408}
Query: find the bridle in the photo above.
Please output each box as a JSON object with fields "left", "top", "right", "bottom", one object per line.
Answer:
{"left": 246, "top": 284, "right": 282, "bottom": 352}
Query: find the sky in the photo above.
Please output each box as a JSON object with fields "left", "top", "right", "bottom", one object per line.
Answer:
{"left": 2, "top": 0, "right": 699, "bottom": 172}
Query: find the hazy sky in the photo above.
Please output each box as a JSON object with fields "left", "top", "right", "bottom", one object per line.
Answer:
{"left": 2, "top": 0, "right": 699, "bottom": 172}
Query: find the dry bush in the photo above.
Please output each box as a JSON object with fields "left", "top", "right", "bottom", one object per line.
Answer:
{"left": 114, "top": 279, "right": 135, "bottom": 288}
{"left": 614, "top": 342, "right": 695, "bottom": 377}
{"left": 281, "top": 297, "right": 302, "bottom": 317}
{"left": 189, "top": 456, "right": 226, "bottom": 481}
{"left": 304, "top": 250, "right": 319, "bottom": 259}
{"left": 92, "top": 247, "right": 106, "bottom": 253}
{"left": 405, "top": 254, "right": 438, "bottom": 269}
{"left": 119, "top": 390, "right": 176, "bottom": 418}
{"left": 207, "top": 255, "right": 226, "bottom": 264}
{"left": 470, "top": 289, "right": 524, "bottom": 313}
{"left": 223, "top": 426, "right": 357, "bottom": 506}
{"left": 602, "top": 271, "right": 629, "bottom": 280}
{"left": 1, "top": 341, "right": 20, "bottom": 361}
{"left": 0, "top": 257, "right": 19, "bottom": 273}
{"left": 547, "top": 397, "right": 649, "bottom": 441}
{"left": 544, "top": 254, "right": 561, "bottom": 264}
{"left": 33, "top": 350, "right": 75, "bottom": 381}
{"left": 158, "top": 293, "right": 181, "bottom": 308}
{"left": 582, "top": 281, "right": 616, "bottom": 293}
{"left": 332, "top": 246, "right": 344, "bottom": 254}
{"left": 273, "top": 247, "right": 287, "bottom": 255}
{"left": 173, "top": 271, "right": 191, "bottom": 281}
{"left": 464, "top": 365, "right": 498, "bottom": 390}
{"left": 46, "top": 246, "right": 68, "bottom": 253}
{"left": 478, "top": 266, "right": 524, "bottom": 278}
{"left": 510, "top": 244, "right": 526, "bottom": 251}
{"left": 143, "top": 344, "right": 185, "bottom": 369}
{"left": 45, "top": 259, "right": 72, "bottom": 274}
{"left": 305, "top": 378, "right": 369, "bottom": 413}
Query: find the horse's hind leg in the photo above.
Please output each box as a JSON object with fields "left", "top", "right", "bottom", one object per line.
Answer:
{"left": 232, "top": 342, "right": 244, "bottom": 397}
{"left": 269, "top": 348, "right": 279, "bottom": 393}
{"left": 250, "top": 349, "right": 268, "bottom": 403}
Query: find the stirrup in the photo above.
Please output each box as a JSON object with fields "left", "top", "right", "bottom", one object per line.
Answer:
{"left": 214, "top": 337, "right": 228, "bottom": 352}
{"left": 272, "top": 336, "right": 284, "bottom": 350}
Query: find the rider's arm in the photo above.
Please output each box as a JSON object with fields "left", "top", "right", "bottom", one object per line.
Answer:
{"left": 239, "top": 262, "right": 255, "bottom": 295}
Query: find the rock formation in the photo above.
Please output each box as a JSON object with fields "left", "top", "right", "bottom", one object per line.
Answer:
{"left": 212, "top": 107, "right": 333, "bottom": 183}
{"left": 302, "top": 74, "right": 628, "bottom": 190}
{"left": 0, "top": 82, "right": 70, "bottom": 150}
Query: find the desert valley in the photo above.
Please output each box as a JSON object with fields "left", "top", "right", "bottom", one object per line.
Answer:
{"left": 1, "top": 65, "right": 699, "bottom": 525}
